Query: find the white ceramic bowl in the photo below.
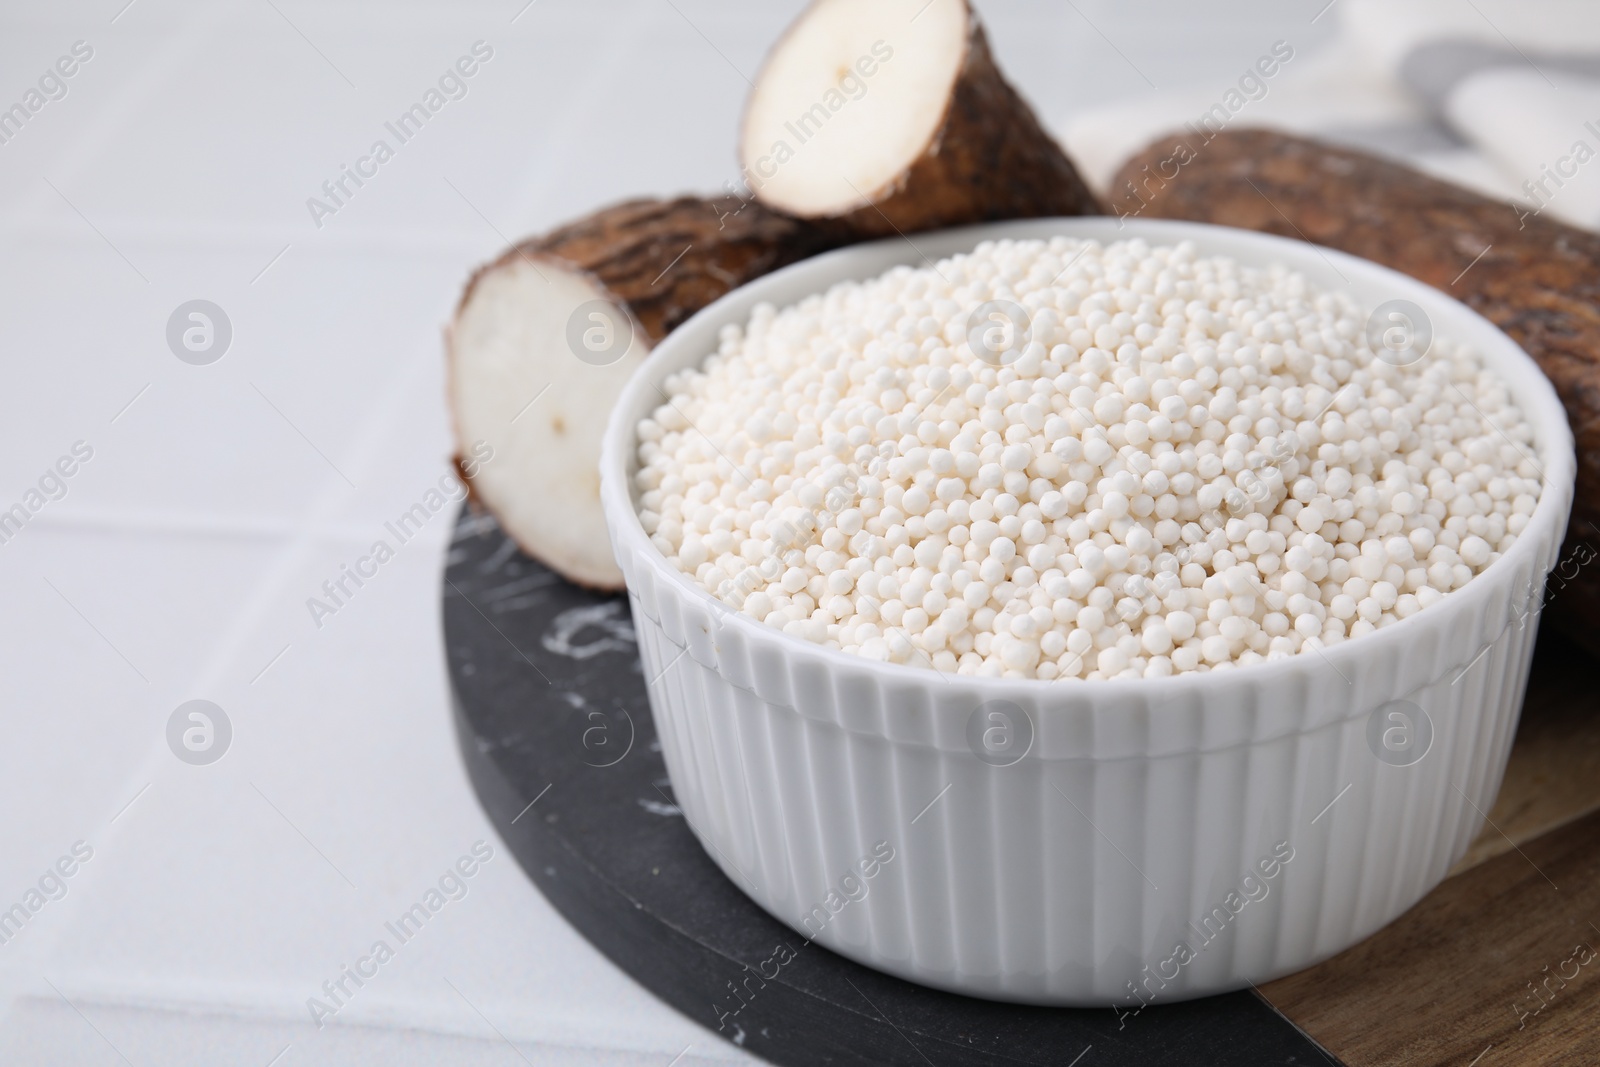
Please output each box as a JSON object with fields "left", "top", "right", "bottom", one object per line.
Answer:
{"left": 599, "top": 218, "right": 1575, "bottom": 1005}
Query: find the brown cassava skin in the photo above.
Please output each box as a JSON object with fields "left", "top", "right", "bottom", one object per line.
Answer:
{"left": 745, "top": 4, "right": 1101, "bottom": 236}
{"left": 460, "top": 194, "right": 847, "bottom": 347}
{"left": 1109, "top": 128, "right": 1600, "bottom": 651}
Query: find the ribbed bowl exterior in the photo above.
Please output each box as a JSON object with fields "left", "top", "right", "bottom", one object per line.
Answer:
{"left": 600, "top": 219, "right": 1576, "bottom": 1005}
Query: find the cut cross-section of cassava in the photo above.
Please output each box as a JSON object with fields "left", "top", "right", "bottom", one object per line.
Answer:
{"left": 448, "top": 196, "right": 840, "bottom": 590}
{"left": 740, "top": 0, "right": 1100, "bottom": 236}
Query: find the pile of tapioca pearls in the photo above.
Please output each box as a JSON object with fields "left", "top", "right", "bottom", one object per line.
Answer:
{"left": 633, "top": 237, "right": 1541, "bottom": 679}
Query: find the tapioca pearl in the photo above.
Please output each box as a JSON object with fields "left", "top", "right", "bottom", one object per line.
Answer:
{"left": 642, "top": 238, "right": 1538, "bottom": 678}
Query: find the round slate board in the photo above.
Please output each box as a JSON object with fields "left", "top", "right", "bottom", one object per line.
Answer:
{"left": 442, "top": 505, "right": 1340, "bottom": 1066}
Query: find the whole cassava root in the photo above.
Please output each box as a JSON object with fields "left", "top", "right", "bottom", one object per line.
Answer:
{"left": 1109, "top": 128, "right": 1600, "bottom": 648}
{"left": 448, "top": 195, "right": 843, "bottom": 589}
{"left": 739, "top": 0, "right": 1100, "bottom": 237}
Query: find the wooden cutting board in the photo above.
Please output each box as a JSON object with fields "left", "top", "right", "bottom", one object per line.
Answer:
{"left": 1262, "top": 631, "right": 1600, "bottom": 1066}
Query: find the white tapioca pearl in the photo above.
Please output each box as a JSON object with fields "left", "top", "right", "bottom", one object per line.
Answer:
{"left": 643, "top": 238, "right": 1538, "bottom": 678}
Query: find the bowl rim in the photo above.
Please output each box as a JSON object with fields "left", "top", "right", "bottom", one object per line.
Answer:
{"left": 600, "top": 216, "right": 1577, "bottom": 700}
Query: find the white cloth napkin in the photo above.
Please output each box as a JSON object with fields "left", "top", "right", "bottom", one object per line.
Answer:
{"left": 1061, "top": 0, "right": 1600, "bottom": 229}
{"left": 1407, "top": 43, "right": 1600, "bottom": 228}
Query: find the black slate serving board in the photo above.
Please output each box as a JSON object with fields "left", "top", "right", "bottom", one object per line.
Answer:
{"left": 442, "top": 505, "right": 1343, "bottom": 1066}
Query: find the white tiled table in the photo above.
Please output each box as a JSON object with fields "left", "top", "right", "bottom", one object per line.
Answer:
{"left": 0, "top": 2, "right": 1336, "bottom": 1063}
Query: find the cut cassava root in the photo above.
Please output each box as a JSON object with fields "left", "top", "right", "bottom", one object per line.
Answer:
{"left": 1109, "top": 128, "right": 1600, "bottom": 649}
{"left": 739, "top": 0, "right": 1099, "bottom": 237}
{"left": 448, "top": 195, "right": 841, "bottom": 589}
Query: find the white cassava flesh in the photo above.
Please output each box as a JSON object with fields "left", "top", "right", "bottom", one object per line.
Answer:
{"left": 450, "top": 255, "right": 644, "bottom": 589}
{"left": 741, "top": 0, "right": 967, "bottom": 218}
{"left": 740, "top": 0, "right": 1099, "bottom": 236}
